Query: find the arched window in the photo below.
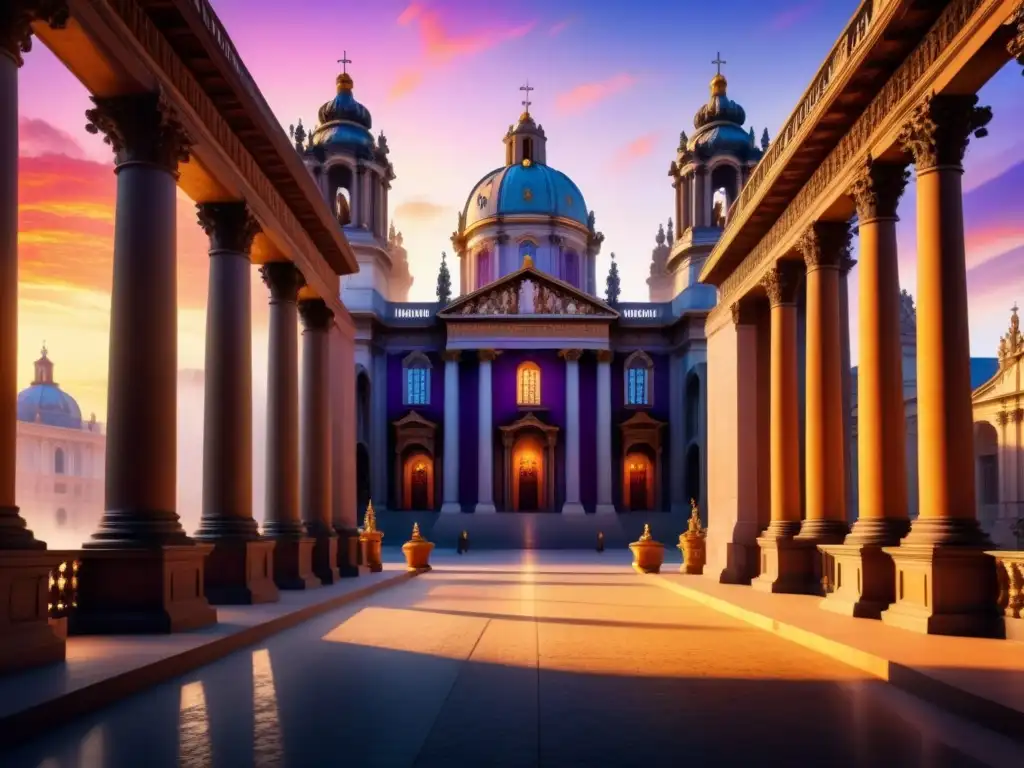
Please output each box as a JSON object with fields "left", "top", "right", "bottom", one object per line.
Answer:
{"left": 624, "top": 351, "right": 654, "bottom": 407}
{"left": 54, "top": 447, "right": 65, "bottom": 475}
{"left": 564, "top": 251, "right": 580, "bottom": 288}
{"left": 477, "top": 249, "right": 491, "bottom": 290}
{"left": 518, "top": 240, "right": 537, "bottom": 268}
{"left": 403, "top": 352, "right": 431, "bottom": 406}
{"left": 517, "top": 362, "right": 541, "bottom": 406}
{"left": 523, "top": 138, "right": 533, "bottom": 163}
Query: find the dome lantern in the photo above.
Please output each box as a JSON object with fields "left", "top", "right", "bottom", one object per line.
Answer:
{"left": 17, "top": 344, "right": 83, "bottom": 430}
{"left": 504, "top": 80, "right": 547, "bottom": 166}
{"left": 308, "top": 52, "right": 375, "bottom": 155}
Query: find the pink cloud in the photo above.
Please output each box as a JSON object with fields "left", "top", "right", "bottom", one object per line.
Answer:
{"left": 397, "top": 2, "right": 423, "bottom": 25}
{"left": 557, "top": 74, "right": 637, "bottom": 115}
{"left": 769, "top": 2, "right": 819, "bottom": 32}
{"left": 19, "top": 117, "right": 87, "bottom": 160}
{"left": 612, "top": 133, "right": 658, "bottom": 170}
{"left": 549, "top": 18, "right": 574, "bottom": 37}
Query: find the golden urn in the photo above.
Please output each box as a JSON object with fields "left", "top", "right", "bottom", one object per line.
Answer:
{"left": 401, "top": 523, "right": 435, "bottom": 571}
{"left": 629, "top": 523, "right": 664, "bottom": 574}
{"left": 678, "top": 499, "right": 707, "bottom": 575}
{"left": 359, "top": 500, "right": 384, "bottom": 573}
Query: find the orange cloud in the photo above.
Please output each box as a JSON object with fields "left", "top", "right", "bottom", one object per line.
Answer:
{"left": 389, "top": 69, "right": 425, "bottom": 101}
{"left": 394, "top": 199, "right": 448, "bottom": 221}
{"left": 612, "top": 133, "right": 658, "bottom": 171}
{"left": 557, "top": 74, "right": 637, "bottom": 115}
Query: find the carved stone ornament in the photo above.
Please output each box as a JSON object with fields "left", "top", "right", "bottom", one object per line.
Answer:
{"left": 453, "top": 276, "right": 602, "bottom": 318}
{"left": 0, "top": 0, "right": 69, "bottom": 67}
{"left": 761, "top": 262, "right": 800, "bottom": 307}
{"left": 730, "top": 300, "right": 757, "bottom": 326}
{"left": 998, "top": 304, "right": 1024, "bottom": 364}
{"left": 260, "top": 262, "right": 305, "bottom": 303}
{"left": 441, "top": 350, "right": 461, "bottom": 363}
{"left": 85, "top": 91, "right": 193, "bottom": 175}
{"left": 196, "top": 202, "right": 261, "bottom": 254}
{"left": 797, "top": 221, "right": 851, "bottom": 271}
{"left": 560, "top": 349, "right": 584, "bottom": 363}
{"left": 478, "top": 349, "right": 500, "bottom": 362}
{"left": 1008, "top": 2, "right": 1024, "bottom": 70}
{"left": 596, "top": 349, "right": 614, "bottom": 364}
{"left": 297, "top": 297, "right": 334, "bottom": 330}
{"left": 897, "top": 93, "right": 992, "bottom": 171}
{"left": 850, "top": 157, "right": 910, "bottom": 221}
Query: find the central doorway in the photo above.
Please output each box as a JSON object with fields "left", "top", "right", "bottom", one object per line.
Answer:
{"left": 501, "top": 413, "right": 559, "bottom": 512}
{"left": 518, "top": 456, "right": 540, "bottom": 511}
{"left": 629, "top": 461, "right": 649, "bottom": 510}
{"left": 411, "top": 462, "right": 429, "bottom": 510}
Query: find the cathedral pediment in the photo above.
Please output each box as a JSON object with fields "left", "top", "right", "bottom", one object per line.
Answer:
{"left": 439, "top": 264, "right": 618, "bottom": 321}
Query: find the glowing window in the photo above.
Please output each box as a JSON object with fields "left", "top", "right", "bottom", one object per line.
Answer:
{"left": 403, "top": 352, "right": 431, "bottom": 406}
{"left": 625, "top": 351, "right": 653, "bottom": 407}
{"left": 517, "top": 362, "right": 541, "bottom": 406}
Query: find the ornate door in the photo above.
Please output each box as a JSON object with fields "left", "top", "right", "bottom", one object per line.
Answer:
{"left": 519, "top": 458, "right": 539, "bottom": 511}
{"left": 629, "top": 463, "right": 648, "bottom": 511}
{"left": 411, "top": 463, "right": 429, "bottom": 510}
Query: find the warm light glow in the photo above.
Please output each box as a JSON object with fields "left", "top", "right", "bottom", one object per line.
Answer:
{"left": 252, "top": 649, "right": 283, "bottom": 763}
{"left": 179, "top": 681, "right": 212, "bottom": 765}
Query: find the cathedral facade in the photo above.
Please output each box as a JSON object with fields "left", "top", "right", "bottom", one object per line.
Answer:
{"left": 291, "top": 64, "right": 765, "bottom": 542}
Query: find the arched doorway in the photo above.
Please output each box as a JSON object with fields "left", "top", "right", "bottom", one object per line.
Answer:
{"left": 401, "top": 449, "right": 435, "bottom": 510}
{"left": 624, "top": 450, "right": 655, "bottom": 511}
{"left": 619, "top": 412, "right": 665, "bottom": 511}
{"left": 500, "top": 413, "right": 558, "bottom": 512}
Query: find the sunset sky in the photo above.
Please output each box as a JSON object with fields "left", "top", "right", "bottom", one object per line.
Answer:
{"left": 15, "top": 0, "right": 1024, "bottom": 424}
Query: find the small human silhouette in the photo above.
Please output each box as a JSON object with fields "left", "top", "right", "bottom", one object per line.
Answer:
{"left": 596, "top": 531, "right": 605, "bottom": 553}
{"left": 457, "top": 530, "right": 469, "bottom": 555}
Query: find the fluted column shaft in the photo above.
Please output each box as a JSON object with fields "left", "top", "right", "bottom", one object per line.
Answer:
{"left": 900, "top": 94, "right": 992, "bottom": 545}
{"left": 596, "top": 350, "right": 615, "bottom": 513}
{"left": 475, "top": 350, "right": 497, "bottom": 513}
{"left": 85, "top": 92, "right": 193, "bottom": 547}
{"left": 849, "top": 160, "right": 911, "bottom": 544}
{"left": 561, "top": 349, "right": 584, "bottom": 514}
{"left": 441, "top": 351, "right": 461, "bottom": 513}
{"left": 195, "top": 203, "right": 260, "bottom": 540}
{"left": 797, "top": 222, "right": 850, "bottom": 542}
{"left": 261, "top": 263, "right": 304, "bottom": 536}
{"left": 763, "top": 263, "right": 802, "bottom": 537}
{"left": 673, "top": 179, "right": 683, "bottom": 238}
{"left": 299, "top": 299, "right": 334, "bottom": 537}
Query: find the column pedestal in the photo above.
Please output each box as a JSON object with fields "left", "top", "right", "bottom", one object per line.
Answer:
{"left": 270, "top": 538, "right": 320, "bottom": 590}
{"left": 0, "top": 551, "right": 66, "bottom": 672}
{"left": 201, "top": 540, "right": 278, "bottom": 605}
{"left": 752, "top": 522, "right": 819, "bottom": 595}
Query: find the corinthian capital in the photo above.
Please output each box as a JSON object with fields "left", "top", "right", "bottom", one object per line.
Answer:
{"left": 85, "top": 91, "right": 192, "bottom": 175}
{"left": 761, "top": 262, "right": 800, "bottom": 307}
{"left": 260, "top": 262, "right": 305, "bottom": 303}
{"left": 1008, "top": 3, "right": 1024, "bottom": 70}
{"left": 897, "top": 93, "right": 991, "bottom": 171}
{"left": 196, "top": 202, "right": 261, "bottom": 254}
{"left": 0, "top": 0, "right": 69, "bottom": 66}
{"left": 797, "top": 221, "right": 851, "bottom": 271}
{"left": 850, "top": 157, "right": 909, "bottom": 221}
{"left": 298, "top": 298, "right": 334, "bottom": 331}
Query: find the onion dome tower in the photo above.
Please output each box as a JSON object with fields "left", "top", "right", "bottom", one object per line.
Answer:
{"left": 16, "top": 344, "right": 84, "bottom": 430}
{"left": 451, "top": 82, "right": 603, "bottom": 296}
{"left": 290, "top": 54, "right": 411, "bottom": 304}
{"left": 664, "top": 54, "right": 764, "bottom": 295}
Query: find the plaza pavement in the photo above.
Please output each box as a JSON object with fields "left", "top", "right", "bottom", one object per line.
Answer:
{"left": 2, "top": 550, "right": 1022, "bottom": 768}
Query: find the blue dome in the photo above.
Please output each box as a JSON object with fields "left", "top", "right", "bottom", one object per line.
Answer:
{"left": 690, "top": 124, "right": 757, "bottom": 158}
{"left": 463, "top": 163, "right": 589, "bottom": 229}
{"left": 17, "top": 384, "right": 82, "bottom": 429}
{"left": 310, "top": 73, "right": 374, "bottom": 152}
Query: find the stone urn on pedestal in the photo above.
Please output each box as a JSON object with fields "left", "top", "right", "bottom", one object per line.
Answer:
{"left": 678, "top": 499, "right": 707, "bottom": 575}
{"left": 402, "top": 523, "right": 434, "bottom": 571}
{"left": 629, "top": 524, "right": 664, "bottom": 574}
{"left": 359, "top": 501, "right": 384, "bottom": 573}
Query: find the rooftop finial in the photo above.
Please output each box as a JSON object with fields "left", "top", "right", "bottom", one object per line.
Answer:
{"left": 336, "top": 51, "right": 354, "bottom": 92}
{"left": 338, "top": 50, "right": 352, "bottom": 75}
{"left": 710, "top": 52, "right": 728, "bottom": 96}
{"left": 520, "top": 78, "right": 534, "bottom": 116}
{"left": 712, "top": 52, "right": 727, "bottom": 76}
{"left": 41, "top": 340, "right": 48, "bottom": 358}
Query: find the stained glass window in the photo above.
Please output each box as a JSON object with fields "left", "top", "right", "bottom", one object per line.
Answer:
{"left": 625, "top": 351, "right": 653, "bottom": 407}
{"left": 403, "top": 353, "right": 431, "bottom": 406}
{"left": 517, "top": 362, "right": 541, "bottom": 406}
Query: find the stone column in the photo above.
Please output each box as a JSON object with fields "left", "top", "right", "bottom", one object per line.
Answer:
{"left": 669, "top": 354, "right": 686, "bottom": 514}
{"left": 74, "top": 92, "right": 216, "bottom": 634}
{"left": 329, "top": 321, "right": 362, "bottom": 577}
{"left": 752, "top": 261, "right": 808, "bottom": 594}
{"left": 440, "top": 351, "right": 462, "bottom": 513}
{"left": 299, "top": 298, "right": 339, "bottom": 585}
{"left": 370, "top": 352, "right": 389, "bottom": 509}
{"left": 692, "top": 167, "right": 706, "bottom": 228}
{"left": 475, "top": 350, "right": 498, "bottom": 513}
{"left": 822, "top": 159, "right": 910, "bottom": 618}
{"left": 561, "top": 349, "right": 585, "bottom": 514}
{"left": 882, "top": 94, "right": 998, "bottom": 636}
{"left": 796, "top": 221, "right": 851, "bottom": 549}
{"left": 681, "top": 173, "right": 692, "bottom": 232}
{"left": 673, "top": 178, "right": 683, "bottom": 238}
{"left": 193, "top": 202, "right": 277, "bottom": 604}
{"left": 595, "top": 350, "right": 616, "bottom": 514}
{"left": 259, "top": 263, "right": 319, "bottom": 590}
{"left": 360, "top": 169, "right": 372, "bottom": 229}
{"left": 0, "top": 0, "right": 69, "bottom": 671}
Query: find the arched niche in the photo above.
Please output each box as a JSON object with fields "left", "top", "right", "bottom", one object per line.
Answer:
{"left": 500, "top": 413, "right": 558, "bottom": 512}
{"left": 974, "top": 420, "right": 999, "bottom": 507}
{"left": 619, "top": 411, "right": 665, "bottom": 511}
{"left": 327, "top": 164, "right": 354, "bottom": 225}
{"left": 392, "top": 411, "right": 437, "bottom": 511}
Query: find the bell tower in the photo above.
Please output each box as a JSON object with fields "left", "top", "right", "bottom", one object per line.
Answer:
{"left": 504, "top": 81, "right": 547, "bottom": 166}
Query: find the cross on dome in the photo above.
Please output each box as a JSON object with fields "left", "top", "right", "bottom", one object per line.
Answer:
{"left": 712, "top": 52, "right": 727, "bottom": 76}
{"left": 337, "top": 51, "right": 352, "bottom": 74}
{"left": 520, "top": 79, "right": 534, "bottom": 114}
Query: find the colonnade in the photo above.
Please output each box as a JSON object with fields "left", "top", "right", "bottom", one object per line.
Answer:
{"left": 440, "top": 348, "right": 616, "bottom": 514}
{"left": 730, "top": 93, "right": 998, "bottom": 635}
{"left": 0, "top": 15, "right": 360, "bottom": 664}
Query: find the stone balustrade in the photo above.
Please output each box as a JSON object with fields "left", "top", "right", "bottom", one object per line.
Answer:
{"left": 991, "top": 551, "right": 1024, "bottom": 619}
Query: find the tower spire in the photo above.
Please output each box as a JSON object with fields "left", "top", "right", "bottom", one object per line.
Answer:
{"left": 712, "top": 52, "right": 727, "bottom": 76}
{"left": 520, "top": 79, "right": 534, "bottom": 116}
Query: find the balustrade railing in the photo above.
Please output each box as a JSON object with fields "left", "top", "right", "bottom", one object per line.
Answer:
{"left": 48, "top": 555, "right": 80, "bottom": 620}
{"left": 991, "top": 551, "right": 1023, "bottom": 621}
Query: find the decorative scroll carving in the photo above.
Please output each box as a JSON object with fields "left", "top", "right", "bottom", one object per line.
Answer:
{"left": 534, "top": 282, "right": 595, "bottom": 315}
{"left": 596, "top": 349, "right": 614, "bottom": 364}
{"left": 260, "top": 262, "right": 305, "bottom": 302}
{"left": 797, "top": 221, "right": 851, "bottom": 271}
{"left": 719, "top": 0, "right": 987, "bottom": 302}
{"left": 0, "top": 0, "right": 69, "bottom": 66}
{"left": 86, "top": 91, "right": 193, "bottom": 175}
{"left": 1007, "top": 2, "right": 1024, "bottom": 71}
{"left": 559, "top": 349, "right": 584, "bottom": 363}
{"left": 1015, "top": 408, "right": 1024, "bottom": 424}
{"left": 297, "top": 297, "right": 334, "bottom": 330}
{"left": 897, "top": 93, "right": 992, "bottom": 171}
{"left": 441, "top": 350, "right": 461, "bottom": 363}
{"left": 196, "top": 202, "right": 261, "bottom": 254}
{"left": 458, "top": 283, "right": 520, "bottom": 316}
{"left": 478, "top": 349, "right": 500, "bottom": 362}
{"left": 850, "top": 157, "right": 910, "bottom": 221}
{"left": 761, "top": 263, "right": 800, "bottom": 307}
{"left": 730, "top": 300, "right": 758, "bottom": 326}
{"left": 997, "top": 410, "right": 1009, "bottom": 426}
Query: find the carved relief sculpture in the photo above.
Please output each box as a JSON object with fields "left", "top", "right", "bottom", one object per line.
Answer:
{"left": 1, "top": 0, "right": 70, "bottom": 66}
{"left": 998, "top": 304, "right": 1024, "bottom": 365}
{"left": 897, "top": 93, "right": 992, "bottom": 171}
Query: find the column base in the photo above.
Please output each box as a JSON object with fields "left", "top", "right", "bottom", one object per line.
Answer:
{"left": 561, "top": 502, "right": 586, "bottom": 515}
{"left": 70, "top": 545, "right": 218, "bottom": 634}
{"left": 750, "top": 534, "right": 818, "bottom": 595}
{"left": 440, "top": 502, "right": 463, "bottom": 514}
{"left": 595, "top": 504, "right": 617, "bottom": 515}
{"left": 794, "top": 519, "right": 849, "bottom": 544}
{"left": 267, "top": 536, "right": 321, "bottom": 590}
{"left": 818, "top": 543, "right": 896, "bottom": 619}
{"left": 0, "top": 550, "right": 67, "bottom": 674}
{"left": 335, "top": 527, "right": 368, "bottom": 578}
{"left": 716, "top": 541, "right": 761, "bottom": 585}
{"left": 879, "top": 543, "right": 1002, "bottom": 637}
{"left": 199, "top": 538, "right": 279, "bottom": 605}
{"left": 0, "top": 506, "right": 46, "bottom": 550}
{"left": 474, "top": 503, "right": 497, "bottom": 514}
{"left": 311, "top": 533, "right": 340, "bottom": 585}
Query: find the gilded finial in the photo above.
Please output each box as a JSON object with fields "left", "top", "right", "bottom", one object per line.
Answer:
{"left": 363, "top": 499, "right": 377, "bottom": 533}
{"left": 336, "top": 51, "right": 354, "bottom": 92}
{"left": 522, "top": 253, "right": 534, "bottom": 269}
{"left": 410, "top": 522, "right": 424, "bottom": 541}
{"left": 688, "top": 498, "right": 705, "bottom": 536}
{"left": 639, "top": 523, "right": 652, "bottom": 542}
{"left": 710, "top": 53, "right": 728, "bottom": 97}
